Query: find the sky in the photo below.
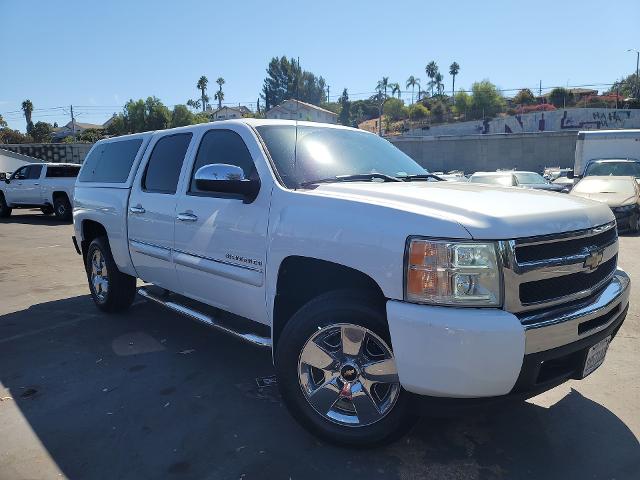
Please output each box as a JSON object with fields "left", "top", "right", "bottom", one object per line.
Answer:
{"left": 1, "top": 0, "right": 639, "bottom": 131}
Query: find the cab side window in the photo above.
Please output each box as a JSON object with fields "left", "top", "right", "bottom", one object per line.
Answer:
{"left": 189, "top": 129, "right": 257, "bottom": 195}
{"left": 142, "top": 133, "right": 193, "bottom": 194}
{"left": 12, "top": 166, "right": 28, "bottom": 180}
{"left": 27, "top": 165, "right": 43, "bottom": 179}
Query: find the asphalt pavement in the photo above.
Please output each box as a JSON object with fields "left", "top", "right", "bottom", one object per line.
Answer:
{"left": 0, "top": 210, "right": 638, "bottom": 479}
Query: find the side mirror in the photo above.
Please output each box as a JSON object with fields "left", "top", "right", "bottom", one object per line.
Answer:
{"left": 194, "top": 164, "right": 260, "bottom": 202}
{"left": 567, "top": 170, "right": 575, "bottom": 179}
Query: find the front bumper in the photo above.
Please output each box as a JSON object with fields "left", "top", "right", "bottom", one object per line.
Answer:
{"left": 386, "top": 269, "right": 630, "bottom": 399}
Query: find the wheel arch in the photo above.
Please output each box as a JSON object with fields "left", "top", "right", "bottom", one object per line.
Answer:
{"left": 272, "top": 255, "right": 386, "bottom": 352}
{"left": 80, "top": 219, "right": 108, "bottom": 260}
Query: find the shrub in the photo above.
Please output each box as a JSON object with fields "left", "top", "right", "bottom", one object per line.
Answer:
{"left": 409, "top": 103, "right": 430, "bottom": 120}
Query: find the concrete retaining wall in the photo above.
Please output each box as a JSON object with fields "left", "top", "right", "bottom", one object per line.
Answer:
{"left": 389, "top": 131, "right": 578, "bottom": 173}
{"left": 0, "top": 143, "right": 92, "bottom": 164}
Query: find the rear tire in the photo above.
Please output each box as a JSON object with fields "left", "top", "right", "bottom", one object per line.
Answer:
{"left": 86, "top": 237, "right": 137, "bottom": 313}
{"left": 275, "top": 290, "right": 416, "bottom": 447}
{"left": 53, "top": 194, "right": 72, "bottom": 221}
{"left": 0, "top": 194, "right": 11, "bottom": 218}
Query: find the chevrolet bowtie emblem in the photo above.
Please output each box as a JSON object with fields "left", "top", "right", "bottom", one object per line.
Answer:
{"left": 584, "top": 249, "right": 604, "bottom": 271}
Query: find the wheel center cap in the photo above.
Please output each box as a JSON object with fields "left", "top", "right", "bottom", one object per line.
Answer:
{"left": 340, "top": 364, "right": 359, "bottom": 382}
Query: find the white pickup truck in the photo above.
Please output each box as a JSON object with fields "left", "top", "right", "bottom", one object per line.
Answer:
{"left": 72, "top": 120, "right": 630, "bottom": 446}
{"left": 0, "top": 163, "right": 80, "bottom": 220}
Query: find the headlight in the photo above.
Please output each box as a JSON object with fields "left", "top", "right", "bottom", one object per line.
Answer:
{"left": 405, "top": 239, "right": 502, "bottom": 306}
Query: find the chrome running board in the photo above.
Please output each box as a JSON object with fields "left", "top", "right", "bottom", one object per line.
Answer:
{"left": 137, "top": 286, "right": 271, "bottom": 348}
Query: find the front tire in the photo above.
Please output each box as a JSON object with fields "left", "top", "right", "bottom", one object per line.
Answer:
{"left": 41, "top": 206, "right": 54, "bottom": 215}
{"left": 275, "top": 290, "right": 416, "bottom": 447}
{"left": 86, "top": 237, "right": 137, "bottom": 313}
{"left": 53, "top": 195, "right": 72, "bottom": 221}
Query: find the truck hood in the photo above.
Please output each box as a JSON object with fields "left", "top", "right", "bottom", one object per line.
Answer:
{"left": 571, "top": 191, "right": 637, "bottom": 207}
{"left": 309, "top": 181, "right": 614, "bottom": 239}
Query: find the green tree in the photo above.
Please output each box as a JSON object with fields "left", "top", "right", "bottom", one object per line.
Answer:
{"left": 144, "top": 96, "right": 171, "bottom": 130}
{"left": 261, "top": 56, "right": 327, "bottom": 110}
{"left": 454, "top": 90, "right": 472, "bottom": 116}
{"left": 409, "top": 103, "right": 429, "bottom": 120}
{"left": 106, "top": 114, "right": 126, "bottom": 136}
{"left": 186, "top": 99, "right": 201, "bottom": 111}
{"left": 216, "top": 77, "right": 225, "bottom": 109}
{"left": 390, "top": 82, "right": 401, "bottom": 99}
{"left": 383, "top": 98, "right": 408, "bottom": 121}
{"left": 435, "top": 72, "right": 444, "bottom": 96}
{"left": 513, "top": 88, "right": 536, "bottom": 105}
{"left": 338, "top": 88, "right": 351, "bottom": 126}
{"left": 123, "top": 99, "right": 146, "bottom": 132}
{"left": 470, "top": 80, "right": 506, "bottom": 118}
{"left": 425, "top": 61, "right": 438, "bottom": 96}
{"left": 406, "top": 76, "right": 420, "bottom": 104}
{"left": 78, "top": 128, "right": 105, "bottom": 143}
{"left": 449, "top": 62, "right": 460, "bottom": 99}
{"left": 0, "top": 128, "right": 32, "bottom": 144}
{"left": 197, "top": 76, "right": 209, "bottom": 112}
{"left": 30, "top": 121, "right": 53, "bottom": 142}
{"left": 608, "top": 72, "right": 640, "bottom": 99}
{"left": 21, "top": 99, "right": 34, "bottom": 133}
{"left": 171, "top": 104, "right": 195, "bottom": 127}
{"left": 192, "top": 112, "right": 211, "bottom": 124}
{"left": 376, "top": 77, "right": 390, "bottom": 98}
{"left": 0, "top": 114, "right": 7, "bottom": 128}
{"left": 62, "top": 136, "right": 75, "bottom": 144}
{"left": 548, "top": 87, "right": 574, "bottom": 108}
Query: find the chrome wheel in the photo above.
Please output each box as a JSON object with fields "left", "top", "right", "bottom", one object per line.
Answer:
{"left": 90, "top": 249, "right": 109, "bottom": 302}
{"left": 297, "top": 323, "right": 400, "bottom": 427}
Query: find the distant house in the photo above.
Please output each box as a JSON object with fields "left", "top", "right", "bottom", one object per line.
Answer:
{"left": 541, "top": 88, "right": 598, "bottom": 102}
{"left": 210, "top": 106, "right": 247, "bottom": 121}
{"left": 52, "top": 120, "right": 106, "bottom": 141}
{"left": 266, "top": 99, "right": 337, "bottom": 124}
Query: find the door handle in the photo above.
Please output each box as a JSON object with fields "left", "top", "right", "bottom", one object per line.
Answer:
{"left": 129, "top": 205, "right": 146, "bottom": 214}
{"left": 177, "top": 212, "right": 198, "bottom": 222}
{"left": 33, "top": 183, "right": 39, "bottom": 186}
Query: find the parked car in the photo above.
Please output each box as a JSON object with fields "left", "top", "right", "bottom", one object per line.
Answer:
{"left": 73, "top": 120, "right": 630, "bottom": 446}
{"left": 0, "top": 163, "right": 80, "bottom": 220}
{"left": 469, "top": 171, "right": 565, "bottom": 192}
{"left": 570, "top": 176, "right": 640, "bottom": 232}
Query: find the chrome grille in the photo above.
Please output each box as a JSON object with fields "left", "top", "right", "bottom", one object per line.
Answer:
{"left": 501, "top": 221, "right": 618, "bottom": 314}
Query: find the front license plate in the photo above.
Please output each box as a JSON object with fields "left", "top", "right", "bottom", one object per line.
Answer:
{"left": 582, "top": 336, "right": 611, "bottom": 377}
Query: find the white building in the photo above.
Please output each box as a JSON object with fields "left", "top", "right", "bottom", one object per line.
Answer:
{"left": 0, "top": 149, "right": 43, "bottom": 175}
{"left": 210, "top": 106, "right": 247, "bottom": 121}
{"left": 266, "top": 99, "right": 337, "bottom": 124}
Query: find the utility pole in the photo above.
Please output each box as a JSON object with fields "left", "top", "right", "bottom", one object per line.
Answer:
{"left": 628, "top": 49, "right": 640, "bottom": 98}
{"left": 70, "top": 105, "right": 76, "bottom": 140}
{"left": 539, "top": 80, "right": 542, "bottom": 97}
{"left": 327, "top": 85, "right": 330, "bottom": 103}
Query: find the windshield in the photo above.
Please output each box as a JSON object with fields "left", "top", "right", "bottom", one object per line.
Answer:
{"left": 585, "top": 161, "right": 640, "bottom": 178}
{"left": 256, "top": 125, "right": 427, "bottom": 188}
{"left": 469, "top": 174, "right": 513, "bottom": 186}
{"left": 514, "top": 172, "right": 547, "bottom": 184}
{"left": 573, "top": 178, "right": 637, "bottom": 195}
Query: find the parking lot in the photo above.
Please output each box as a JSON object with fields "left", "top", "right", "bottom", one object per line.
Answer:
{"left": 0, "top": 211, "right": 638, "bottom": 480}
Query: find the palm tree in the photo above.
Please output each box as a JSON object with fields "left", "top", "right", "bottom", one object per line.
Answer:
{"left": 390, "top": 83, "right": 401, "bottom": 99}
{"left": 196, "top": 76, "right": 209, "bottom": 112}
{"left": 21, "top": 99, "right": 34, "bottom": 131}
{"left": 406, "top": 76, "right": 420, "bottom": 104}
{"left": 449, "top": 62, "right": 460, "bottom": 101}
{"left": 187, "top": 99, "right": 201, "bottom": 111}
{"left": 435, "top": 72, "right": 444, "bottom": 96}
{"left": 425, "top": 61, "right": 439, "bottom": 96}
{"left": 376, "top": 76, "right": 390, "bottom": 99}
{"left": 216, "top": 77, "right": 225, "bottom": 109}
{"left": 214, "top": 90, "right": 224, "bottom": 108}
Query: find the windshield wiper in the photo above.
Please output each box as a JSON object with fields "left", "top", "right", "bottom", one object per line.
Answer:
{"left": 299, "top": 173, "right": 402, "bottom": 188}
{"left": 398, "top": 173, "right": 445, "bottom": 182}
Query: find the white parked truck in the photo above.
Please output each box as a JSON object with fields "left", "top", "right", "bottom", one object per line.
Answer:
{"left": 573, "top": 129, "right": 640, "bottom": 179}
{"left": 0, "top": 163, "right": 80, "bottom": 220}
{"left": 72, "top": 120, "right": 630, "bottom": 446}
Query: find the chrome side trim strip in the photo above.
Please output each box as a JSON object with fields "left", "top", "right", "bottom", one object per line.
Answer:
{"left": 129, "top": 239, "right": 171, "bottom": 261}
{"left": 523, "top": 270, "right": 630, "bottom": 354}
{"left": 514, "top": 221, "right": 616, "bottom": 247}
{"left": 173, "top": 250, "right": 263, "bottom": 287}
{"left": 137, "top": 287, "right": 271, "bottom": 348}
{"left": 172, "top": 248, "right": 263, "bottom": 273}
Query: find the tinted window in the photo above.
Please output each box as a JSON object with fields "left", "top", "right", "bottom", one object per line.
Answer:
{"left": 470, "top": 174, "right": 514, "bottom": 186}
{"left": 27, "top": 165, "right": 43, "bottom": 179}
{"left": 189, "top": 129, "right": 256, "bottom": 193}
{"left": 514, "top": 172, "right": 546, "bottom": 184}
{"left": 46, "top": 165, "right": 80, "bottom": 178}
{"left": 585, "top": 161, "right": 640, "bottom": 178}
{"left": 78, "top": 139, "right": 144, "bottom": 183}
{"left": 143, "top": 133, "right": 192, "bottom": 194}
{"left": 12, "top": 166, "right": 28, "bottom": 180}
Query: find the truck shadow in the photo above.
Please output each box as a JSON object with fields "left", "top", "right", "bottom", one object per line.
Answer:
{"left": 0, "top": 211, "right": 71, "bottom": 225}
{"left": 0, "top": 295, "right": 638, "bottom": 480}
